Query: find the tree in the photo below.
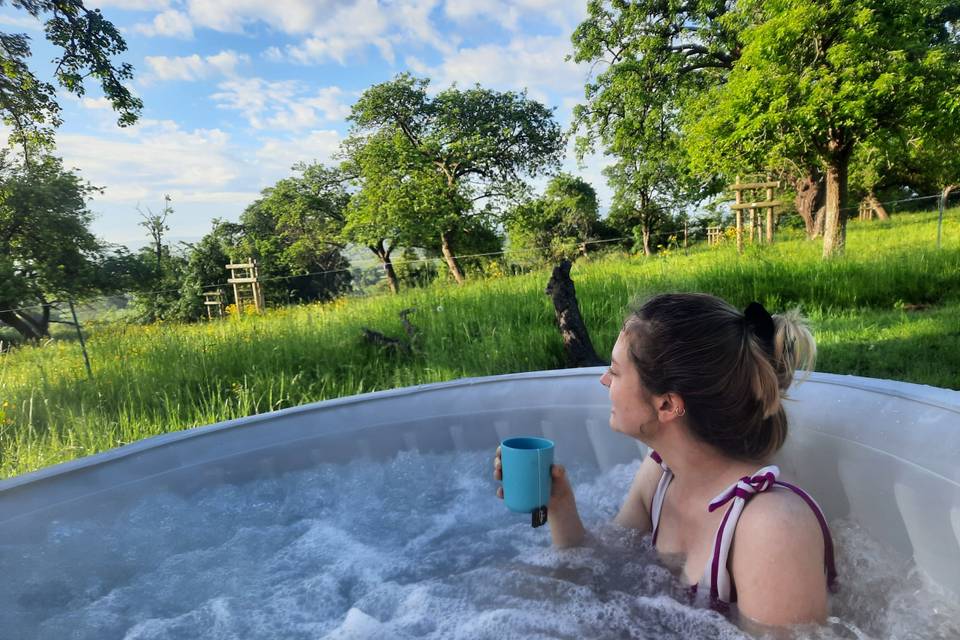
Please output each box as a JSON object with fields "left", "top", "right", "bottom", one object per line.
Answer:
{"left": 347, "top": 73, "right": 564, "bottom": 284}
{"left": 571, "top": 0, "right": 739, "bottom": 220}
{"left": 0, "top": 0, "right": 141, "bottom": 156}
{"left": 176, "top": 220, "right": 243, "bottom": 320}
{"left": 138, "top": 194, "right": 172, "bottom": 278}
{"left": 237, "top": 164, "right": 352, "bottom": 304}
{"left": 340, "top": 129, "right": 450, "bottom": 294}
{"left": 0, "top": 152, "right": 107, "bottom": 340}
{"left": 685, "top": 0, "right": 960, "bottom": 257}
{"left": 506, "top": 173, "right": 600, "bottom": 266}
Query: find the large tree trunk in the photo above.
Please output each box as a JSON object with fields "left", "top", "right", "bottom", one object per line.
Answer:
{"left": 822, "top": 144, "right": 852, "bottom": 258}
{"left": 641, "top": 224, "right": 652, "bottom": 256}
{"left": 0, "top": 309, "right": 43, "bottom": 341}
{"left": 795, "top": 172, "right": 824, "bottom": 239}
{"left": 371, "top": 241, "right": 399, "bottom": 295}
{"left": 545, "top": 260, "right": 605, "bottom": 368}
{"left": 439, "top": 230, "right": 465, "bottom": 285}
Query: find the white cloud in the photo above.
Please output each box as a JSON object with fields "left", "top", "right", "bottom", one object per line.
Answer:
{"left": 425, "top": 34, "right": 587, "bottom": 109}
{"left": 89, "top": 0, "right": 171, "bottom": 9}
{"left": 143, "top": 50, "right": 248, "bottom": 82}
{"left": 285, "top": 0, "right": 393, "bottom": 65}
{"left": 212, "top": 80, "right": 350, "bottom": 131}
{"left": 57, "top": 120, "right": 241, "bottom": 200}
{"left": 0, "top": 14, "right": 43, "bottom": 30}
{"left": 81, "top": 97, "right": 114, "bottom": 110}
{"left": 186, "top": 0, "right": 333, "bottom": 34}
{"left": 181, "top": 0, "right": 452, "bottom": 66}
{"left": 133, "top": 10, "right": 193, "bottom": 38}
{"left": 444, "top": 0, "right": 586, "bottom": 31}
{"left": 254, "top": 130, "right": 341, "bottom": 176}
{"left": 263, "top": 46, "right": 285, "bottom": 62}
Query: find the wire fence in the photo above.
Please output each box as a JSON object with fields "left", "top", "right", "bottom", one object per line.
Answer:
{"left": 0, "top": 189, "right": 957, "bottom": 338}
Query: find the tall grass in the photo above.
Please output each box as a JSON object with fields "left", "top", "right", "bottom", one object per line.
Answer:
{"left": 0, "top": 209, "right": 958, "bottom": 478}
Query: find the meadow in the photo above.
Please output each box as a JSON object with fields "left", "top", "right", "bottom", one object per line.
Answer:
{"left": 1, "top": 209, "right": 958, "bottom": 479}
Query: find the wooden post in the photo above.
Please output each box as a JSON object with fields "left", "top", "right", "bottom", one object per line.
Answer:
{"left": 766, "top": 184, "right": 775, "bottom": 243}
{"left": 227, "top": 258, "right": 264, "bottom": 314}
{"left": 735, "top": 176, "right": 744, "bottom": 254}
{"left": 69, "top": 300, "right": 93, "bottom": 380}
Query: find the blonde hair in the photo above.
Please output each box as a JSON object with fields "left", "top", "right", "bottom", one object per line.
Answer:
{"left": 622, "top": 293, "right": 816, "bottom": 460}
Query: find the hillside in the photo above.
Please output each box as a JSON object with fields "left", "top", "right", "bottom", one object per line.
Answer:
{"left": 0, "top": 209, "right": 958, "bottom": 478}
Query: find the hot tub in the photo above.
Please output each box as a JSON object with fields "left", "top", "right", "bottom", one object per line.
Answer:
{"left": 1, "top": 369, "right": 958, "bottom": 638}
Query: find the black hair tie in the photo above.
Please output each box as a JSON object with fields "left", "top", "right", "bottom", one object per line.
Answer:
{"left": 744, "top": 301, "right": 775, "bottom": 356}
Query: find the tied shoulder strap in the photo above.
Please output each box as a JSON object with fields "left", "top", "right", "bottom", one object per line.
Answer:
{"left": 702, "top": 467, "right": 839, "bottom": 604}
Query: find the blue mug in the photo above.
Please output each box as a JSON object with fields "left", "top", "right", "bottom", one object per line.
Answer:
{"left": 500, "top": 437, "right": 554, "bottom": 514}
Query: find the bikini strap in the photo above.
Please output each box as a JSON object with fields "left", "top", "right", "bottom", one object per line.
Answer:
{"left": 772, "top": 480, "right": 839, "bottom": 592}
{"left": 702, "top": 465, "right": 781, "bottom": 603}
{"left": 648, "top": 450, "right": 672, "bottom": 546}
{"left": 702, "top": 467, "right": 839, "bottom": 604}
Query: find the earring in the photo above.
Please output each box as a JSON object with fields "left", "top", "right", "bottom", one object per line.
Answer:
{"left": 674, "top": 406, "right": 686, "bottom": 417}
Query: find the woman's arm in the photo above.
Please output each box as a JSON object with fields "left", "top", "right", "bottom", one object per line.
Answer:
{"left": 731, "top": 490, "right": 829, "bottom": 626}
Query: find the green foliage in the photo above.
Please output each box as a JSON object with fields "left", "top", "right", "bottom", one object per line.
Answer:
{"left": 506, "top": 173, "right": 601, "bottom": 267}
{"left": 0, "top": 152, "right": 113, "bottom": 339}
{"left": 683, "top": 0, "right": 960, "bottom": 255}
{"left": 237, "top": 164, "right": 353, "bottom": 305}
{"left": 347, "top": 73, "right": 564, "bottom": 281}
{"left": 0, "top": 0, "right": 141, "bottom": 153}
{"left": 176, "top": 220, "right": 243, "bottom": 321}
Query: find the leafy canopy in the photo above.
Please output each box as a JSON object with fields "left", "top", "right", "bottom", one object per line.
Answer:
{"left": 0, "top": 0, "right": 142, "bottom": 152}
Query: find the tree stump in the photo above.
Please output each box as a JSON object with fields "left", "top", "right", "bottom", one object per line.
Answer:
{"left": 361, "top": 308, "right": 419, "bottom": 356}
{"left": 545, "top": 260, "right": 606, "bottom": 368}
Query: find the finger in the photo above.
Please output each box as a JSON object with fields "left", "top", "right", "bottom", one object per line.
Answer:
{"left": 496, "top": 486, "right": 504, "bottom": 499}
{"left": 552, "top": 464, "right": 565, "bottom": 479}
{"left": 494, "top": 468, "right": 502, "bottom": 481}
{"left": 496, "top": 446, "right": 501, "bottom": 456}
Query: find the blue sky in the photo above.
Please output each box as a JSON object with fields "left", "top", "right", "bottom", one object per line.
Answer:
{"left": 0, "top": 0, "right": 611, "bottom": 250}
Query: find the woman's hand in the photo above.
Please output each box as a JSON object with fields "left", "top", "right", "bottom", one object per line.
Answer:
{"left": 493, "top": 446, "right": 585, "bottom": 547}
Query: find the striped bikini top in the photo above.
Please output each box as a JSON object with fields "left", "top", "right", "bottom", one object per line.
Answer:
{"left": 648, "top": 451, "right": 838, "bottom": 606}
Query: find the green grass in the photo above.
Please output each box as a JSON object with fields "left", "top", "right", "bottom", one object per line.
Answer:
{"left": 1, "top": 209, "right": 958, "bottom": 478}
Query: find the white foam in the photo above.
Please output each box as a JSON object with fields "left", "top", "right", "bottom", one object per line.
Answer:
{"left": 1, "top": 452, "right": 957, "bottom": 639}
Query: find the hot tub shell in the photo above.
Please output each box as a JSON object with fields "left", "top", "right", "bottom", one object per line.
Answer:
{"left": 1, "top": 369, "right": 958, "bottom": 596}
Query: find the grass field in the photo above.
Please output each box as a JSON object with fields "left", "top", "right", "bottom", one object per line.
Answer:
{"left": 1, "top": 209, "right": 958, "bottom": 479}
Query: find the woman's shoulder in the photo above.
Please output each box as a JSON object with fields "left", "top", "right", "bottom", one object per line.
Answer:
{"left": 730, "top": 484, "right": 830, "bottom": 624}
{"left": 737, "top": 484, "right": 826, "bottom": 547}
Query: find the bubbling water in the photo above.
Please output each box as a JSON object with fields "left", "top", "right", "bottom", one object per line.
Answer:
{"left": 1, "top": 453, "right": 957, "bottom": 640}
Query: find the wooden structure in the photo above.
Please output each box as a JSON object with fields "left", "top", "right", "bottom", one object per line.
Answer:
{"left": 729, "top": 176, "right": 783, "bottom": 253}
{"left": 203, "top": 289, "right": 225, "bottom": 319}
{"left": 707, "top": 225, "right": 724, "bottom": 245}
{"left": 227, "top": 259, "right": 264, "bottom": 314}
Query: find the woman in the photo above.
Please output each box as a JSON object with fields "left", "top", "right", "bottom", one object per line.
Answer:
{"left": 494, "top": 293, "right": 837, "bottom": 627}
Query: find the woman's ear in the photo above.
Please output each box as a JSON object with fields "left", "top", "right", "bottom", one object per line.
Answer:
{"left": 655, "top": 393, "right": 685, "bottom": 422}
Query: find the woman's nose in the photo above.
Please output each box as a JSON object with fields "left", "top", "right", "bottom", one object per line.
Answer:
{"left": 599, "top": 372, "right": 610, "bottom": 387}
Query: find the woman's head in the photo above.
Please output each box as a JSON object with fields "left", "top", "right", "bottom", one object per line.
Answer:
{"left": 619, "top": 293, "right": 816, "bottom": 461}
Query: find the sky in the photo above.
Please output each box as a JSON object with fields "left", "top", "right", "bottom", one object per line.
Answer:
{"left": 0, "top": 0, "right": 611, "bottom": 250}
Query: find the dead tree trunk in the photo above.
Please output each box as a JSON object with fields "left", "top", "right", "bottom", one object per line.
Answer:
{"left": 545, "top": 260, "right": 605, "bottom": 368}
{"left": 0, "top": 310, "right": 43, "bottom": 341}
{"left": 795, "top": 173, "right": 824, "bottom": 239}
